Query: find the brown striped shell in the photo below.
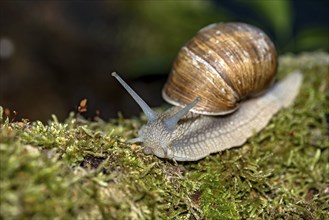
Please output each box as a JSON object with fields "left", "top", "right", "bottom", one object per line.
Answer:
{"left": 162, "top": 22, "right": 277, "bottom": 115}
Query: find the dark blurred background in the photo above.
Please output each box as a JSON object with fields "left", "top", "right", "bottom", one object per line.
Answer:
{"left": 0, "top": 0, "right": 328, "bottom": 122}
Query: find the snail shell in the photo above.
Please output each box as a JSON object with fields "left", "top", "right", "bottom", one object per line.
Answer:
{"left": 111, "top": 22, "right": 303, "bottom": 161}
{"left": 162, "top": 22, "right": 277, "bottom": 115}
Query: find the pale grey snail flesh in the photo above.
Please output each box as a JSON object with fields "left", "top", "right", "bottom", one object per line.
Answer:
{"left": 111, "top": 22, "right": 303, "bottom": 161}
{"left": 112, "top": 71, "right": 302, "bottom": 161}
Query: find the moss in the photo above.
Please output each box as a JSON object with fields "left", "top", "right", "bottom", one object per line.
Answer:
{"left": 0, "top": 52, "right": 328, "bottom": 219}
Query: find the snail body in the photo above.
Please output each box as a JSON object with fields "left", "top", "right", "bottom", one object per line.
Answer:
{"left": 112, "top": 22, "right": 303, "bottom": 161}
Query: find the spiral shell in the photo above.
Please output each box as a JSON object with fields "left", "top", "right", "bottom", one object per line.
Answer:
{"left": 162, "top": 22, "right": 277, "bottom": 115}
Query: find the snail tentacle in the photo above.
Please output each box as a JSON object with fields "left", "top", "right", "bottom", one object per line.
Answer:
{"left": 112, "top": 72, "right": 157, "bottom": 122}
{"left": 164, "top": 97, "right": 201, "bottom": 131}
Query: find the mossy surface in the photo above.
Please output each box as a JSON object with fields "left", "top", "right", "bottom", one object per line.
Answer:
{"left": 0, "top": 52, "right": 328, "bottom": 219}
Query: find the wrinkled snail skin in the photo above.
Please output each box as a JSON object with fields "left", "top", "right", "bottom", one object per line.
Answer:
{"left": 111, "top": 22, "right": 303, "bottom": 161}
{"left": 160, "top": 71, "right": 303, "bottom": 161}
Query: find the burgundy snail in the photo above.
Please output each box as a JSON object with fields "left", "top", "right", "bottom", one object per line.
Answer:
{"left": 112, "top": 22, "right": 303, "bottom": 161}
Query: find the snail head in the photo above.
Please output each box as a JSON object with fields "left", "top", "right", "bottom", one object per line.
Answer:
{"left": 111, "top": 72, "right": 200, "bottom": 159}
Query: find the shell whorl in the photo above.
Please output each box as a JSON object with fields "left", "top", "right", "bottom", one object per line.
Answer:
{"left": 162, "top": 22, "right": 277, "bottom": 115}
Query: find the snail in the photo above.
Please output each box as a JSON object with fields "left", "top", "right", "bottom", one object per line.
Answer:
{"left": 111, "top": 22, "right": 303, "bottom": 161}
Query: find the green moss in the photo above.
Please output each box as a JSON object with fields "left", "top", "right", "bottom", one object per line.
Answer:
{"left": 0, "top": 52, "right": 328, "bottom": 219}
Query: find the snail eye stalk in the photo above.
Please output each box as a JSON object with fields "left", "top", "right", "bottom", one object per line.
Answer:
{"left": 164, "top": 97, "right": 201, "bottom": 131}
{"left": 111, "top": 72, "right": 157, "bottom": 122}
